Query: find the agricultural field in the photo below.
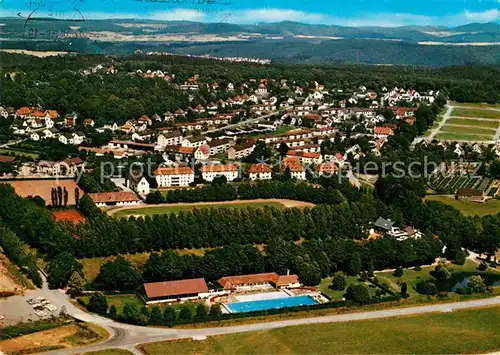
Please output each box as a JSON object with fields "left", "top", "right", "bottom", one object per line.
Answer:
{"left": 451, "top": 102, "right": 500, "bottom": 109}
{"left": 435, "top": 132, "right": 494, "bottom": 141}
{"left": 425, "top": 195, "right": 500, "bottom": 217}
{"left": 451, "top": 108, "right": 500, "bottom": 120}
{"left": 139, "top": 306, "right": 500, "bottom": 355}
{"left": 440, "top": 125, "right": 497, "bottom": 135}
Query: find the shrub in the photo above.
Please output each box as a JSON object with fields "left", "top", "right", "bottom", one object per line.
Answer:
{"left": 87, "top": 292, "right": 108, "bottom": 315}
{"left": 330, "top": 273, "right": 347, "bottom": 291}
{"left": 414, "top": 265, "right": 422, "bottom": 271}
{"left": 416, "top": 280, "right": 438, "bottom": 295}
{"left": 432, "top": 264, "right": 451, "bottom": 281}
{"left": 393, "top": 266, "right": 404, "bottom": 277}
{"left": 345, "top": 284, "right": 371, "bottom": 304}
{"left": 477, "top": 263, "right": 488, "bottom": 271}
{"left": 179, "top": 305, "right": 192, "bottom": 321}
{"left": 467, "top": 275, "right": 486, "bottom": 293}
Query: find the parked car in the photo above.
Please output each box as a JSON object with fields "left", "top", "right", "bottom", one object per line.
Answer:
{"left": 34, "top": 310, "right": 47, "bottom": 317}
{"left": 26, "top": 298, "right": 35, "bottom": 305}
{"left": 44, "top": 304, "right": 57, "bottom": 312}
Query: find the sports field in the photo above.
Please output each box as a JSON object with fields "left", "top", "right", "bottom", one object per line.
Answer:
{"left": 110, "top": 199, "right": 314, "bottom": 219}
{"left": 139, "top": 306, "right": 500, "bottom": 354}
{"left": 435, "top": 132, "right": 494, "bottom": 141}
{"left": 439, "top": 125, "right": 496, "bottom": 135}
{"left": 425, "top": 195, "right": 500, "bottom": 216}
{"left": 446, "top": 118, "right": 499, "bottom": 129}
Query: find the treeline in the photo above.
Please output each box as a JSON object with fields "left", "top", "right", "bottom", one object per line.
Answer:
{"left": 0, "top": 224, "right": 42, "bottom": 287}
{"left": 147, "top": 179, "right": 364, "bottom": 206}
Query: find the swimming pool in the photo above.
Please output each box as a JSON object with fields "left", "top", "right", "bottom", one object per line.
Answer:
{"left": 226, "top": 295, "right": 318, "bottom": 313}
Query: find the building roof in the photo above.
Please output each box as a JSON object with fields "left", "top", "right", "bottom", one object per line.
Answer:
{"left": 143, "top": 278, "right": 209, "bottom": 299}
{"left": 232, "top": 142, "right": 254, "bottom": 151}
{"left": 374, "top": 127, "right": 394, "bottom": 136}
{"left": 153, "top": 167, "right": 193, "bottom": 176}
{"left": 248, "top": 163, "right": 272, "bottom": 174}
{"left": 218, "top": 272, "right": 279, "bottom": 290}
{"left": 200, "top": 164, "right": 238, "bottom": 173}
{"left": 285, "top": 163, "right": 305, "bottom": 172}
{"left": 0, "top": 155, "right": 15, "bottom": 163}
{"left": 208, "top": 138, "right": 231, "bottom": 147}
{"left": 317, "top": 162, "right": 338, "bottom": 173}
{"left": 374, "top": 217, "right": 394, "bottom": 231}
{"left": 88, "top": 192, "right": 139, "bottom": 204}
{"left": 270, "top": 274, "right": 300, "bottom": 286}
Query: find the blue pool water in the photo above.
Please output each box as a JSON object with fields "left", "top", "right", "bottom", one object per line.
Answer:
{"left": 226, "top": 295, "right": 318, "bottom": 313}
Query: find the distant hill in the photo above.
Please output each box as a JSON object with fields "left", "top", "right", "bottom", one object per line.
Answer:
{"left": 0, "top": 18, "right": 498, "bottom": 66}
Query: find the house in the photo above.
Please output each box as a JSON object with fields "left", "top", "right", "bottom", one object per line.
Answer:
{"left": 153, "top": 167, "right": 194, "bottom": 187}
{"left": 283, "top": 157, "right": 306, "bottom": 180}
{"left": 88, "top": 192, "right": 140, "bottom": 207}
{"left": 83, "top": 119, "right": 95, "bottom": 127}
{"left": 373, "top": 217, "right": 395, "bottom": 232}
{"left": 182, "top": 136, "right": 207, "bottom": 148}
{"left": 138, "top": 115, "right": 152, "bottom": 126}
{"left": 227, "top": 142, "right": 255, "bottom": 160}
{"left": 143, "top": 278, "right": 210, "bottom": 304}
{"left": 208, "top": 138, "right": 232, "bottom": 156}
{"left": 256, "top": 83, "right": 268, "bottom": 95}
{"left": 218, "top": 272, "right": 301, "bottom": 291}
{"left": 248, "top": 163, "right": 272, "bottom": 180}
{"left": 156, "top": 131, "right": 183, "bottom": 148}
{"left": 316, "top": 162, "right": 338, "bottom": 176}
{"left": 127, "top": 175, "right": 150, "bottom": 196}
{"left": 0, "top": 107, "right": 9, "bottom": 118}
{"left": 43, "top": 127, "right": 59, "bottom": 139}
{"left": 456, "top": 188, "right": 484, "bottom": 202}
{"left": 60, "top": 157, "right": 85, "bottom": 176}
{"left": 30, "top": 132, "right": 40, "bottom": 141}
{"left": 373, "top": 126, "right": 394, "bottom": 139}
{"left": 194, "top": 144, "right": 210, "bottom": 160}
{"left": 200, "top": 164, "right": 239, "bottom": 182}
{"left": 72, "top": 132, "right": 85, "bottom": 145}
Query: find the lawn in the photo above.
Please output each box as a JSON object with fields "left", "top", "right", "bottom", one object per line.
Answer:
{"left": 0, "top": 148, "right": 39, "bottom": 158}
{"left": 112, "top": 201, "right": 285, "bottom": 219}
{"left": 425, "top": 195, "right": 500, "bottom": 216}
{"left": 452, "top": 102, "right": 500, "bottom": 109}
{"left": 317, "top": 275, "right": 368, "bottom": 300}
{"left": 139, "top": 306, "right": 500, "bottom": 354}
{"left": 84, "top": 350, "right": 133, "bottom": 355}
{"left": 439, "top": 125, "right": 496, "bottom": 135}
{"left": 446, "top": 118, "right": 500, "bottom": 129}
{"left": 435, "top": 132, "right": 494, "bottom": 141}
{"left": 451, "top": 108, "right": 500, "bottom": 120}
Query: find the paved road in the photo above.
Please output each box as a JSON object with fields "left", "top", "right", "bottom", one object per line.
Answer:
{"left": 427, "top": 104, "right": 453, "bottom": 141}
{"left": 44, "top": 295, "right": 500, "bottom": 354}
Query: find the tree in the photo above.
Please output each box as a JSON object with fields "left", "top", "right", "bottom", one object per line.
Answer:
{"left": 179, "top": 305, "right": 192, "bottom": 321}
{"left": 212, "top": 175, "right": 228, "bottom": 185}
{"left": 63, "top": 187, "right": 68, "bottom": 207}
{"left": 74, "top": 187, "right": 80, "bottom": 208}
{"left": 195, "top": 303, "right": 208, "bottom": 320}
{"left": 454, "top": 250, "right": 467, "bottom": 265}
{"left": 416, "top": 280, "right": 438, "bottom": 295}
{"left": 150, "top": 306, "right": 163, "bottom": 324}
{"left": 87, "top": 292, "right": 108, "bottom": 315}
{"left": 109, "top": 305, "right": 117, "bottom": 319}
{"left": 122, "top": 303, "right": 148, "bottom": 326}
{"left": 432, "top": 264, "right": 451, "bottom": 281}
{"left": 163, "top": 306, "right": 177, "bottom": 326}
{"left": 278, "top": 142, "right": 289, "bottom": 157}
{"left": 57, "top": 186, "right": 63, "bottom": 207}
{"left": 93, "top": 256, "right": 141, "bottom": 291}
{"left": 347, "top": 252, "right": 362, "bottom": 276}
{"left": 345, "top": 284, "right": 371, "bottom": 304}
{"left": 47, "top": 252, "right": 83, "bottom": 289}
{"left": 67, "top": 270, "right": 86, "bottom": 296}
{"left": 400, "top": 282, "right": 409, "bottom": 298}
{"left": 393, "top": 266, "right": 404, "bottom": 277}
{"left": 146, "top": 190, "right": 164, "bottom": 204}
{"left": 489, "top": 160, "right": 500, "bottom": 178}
{"left": 209, "top": 304, "right": 223, "bottom": 320}
{"left": 467, "top": 275, "right": 486, "bottom": 293}
{"left": 330, "top": 273, "right": 347, "bottom": 291}
{"left": 141, "top": 305, "right": 150, "bottom": 319}
{"left": 29, "top": 196, "right": 46, "bottom": 207}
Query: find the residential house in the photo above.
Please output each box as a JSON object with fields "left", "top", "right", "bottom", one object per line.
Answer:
{"left": 156, "top": 131, "right": 183, "bottom": 148}
{"left": 200, "top": 164, "right": 239, "bottom": 182}
{"left": 456, "top": 188, "right": 484, "bottom": 202}
{"left": 153, "top": 167, "right": 195, "bottom": 187}
{"left": 373, "top": 126, "right": 395, "bottom": 139}
{"left": 208, "top": 138, "right": 232, "bottom": 156}
{"left": 227, "top": 142, "right": 255, "bottom": 160}
{"left": 127, "top": 175, "right": 151, "bottom": 196}
{"left": 182, "top": 136, "right": 207, "bottom": 148}
{"left": 248, "top": 163, "right": 272, "bottom": 180}
{"left": 88, "top": 192, "right": 140, "bottom": 207}
{"left": 30, "top": 132, "right": 40, "bottom": 141}
{"left": 194, "top": 145, "right": 210, "bottom": 160}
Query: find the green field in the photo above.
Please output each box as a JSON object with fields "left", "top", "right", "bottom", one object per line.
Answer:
{"left": 452, "top": 102, "right": 500, "bottom": 109}
{"left": 425, "top": 195, "right": 500, "bottom": 216}
{"left": 451, "top": 108, "right": 500, "bottom": 120}
{"left": 440, "top": 125, "right": 496, "bottom": 135}
{"left": 446, "top": 118, "right": 500, "bottom": 129}
{"left": 139, "top": 306, "right": 500, "bottom": 354}
{"left": 435, "top": 132, "right": 494, "bottom": 141}
{"left": 0, "top": 148, "right": 39, "bottom": 158}
{"left": 84, "top": 350, "right": 133, "bottom": 355}
{"left": 112, "top": 202, "right": 285, "bottom": 219}
{"left": 317, "top": 275, "right": 370, "bottom": 300}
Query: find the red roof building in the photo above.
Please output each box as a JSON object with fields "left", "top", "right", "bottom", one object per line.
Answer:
{"left": 143, "top": 278, "right": 209, "bottom": 303}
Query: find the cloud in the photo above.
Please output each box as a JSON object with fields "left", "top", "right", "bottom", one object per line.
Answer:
{"left": 228, "top": 9, "right": 324, "bottom": 24}
{"left": 148, "top": 9, "right": 207, "bottom": 22}
{"left": 464, "top": 9, "right": 499, "bottom": 22}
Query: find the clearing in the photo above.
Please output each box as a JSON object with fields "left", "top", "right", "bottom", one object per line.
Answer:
{"left": 109, "top": 199, "right": 315, "bottom": 219}
{"left": 439, "top": 125, "right": 497, "bottom": 135}
{"left": 0, "top": 253, "right": 26, "bottom": 295}
{"left": 0, "top": 322, "right": 108, "bottom": 354}
{"left": 425, "top": 195, "right": 500, "bottom": 216}
{"left": 139, "top": 306, "right": 500, "bottom": 354}
{"left": 451, "top": 102, "right": 500, "bottom": 109}
{"left": 435, "top": 132, "right": 493, "bottom": 141}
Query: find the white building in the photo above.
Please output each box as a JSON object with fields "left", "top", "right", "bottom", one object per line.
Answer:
{"left": 127, "top": 176, "right": 151, "bottom": 196}
{"left": 248, "top": 163, "right": 272, "bottom": 180}
{"left": 88, "top": 192, "right": 140, "bottom": 207}
{"left": 201, "top": 164, "right": 239, "bottom": 182}
{"left": 153, "top": 167, "right": 194, "bottom": 187}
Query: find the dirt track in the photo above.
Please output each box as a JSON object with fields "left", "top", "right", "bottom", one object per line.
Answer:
{"left": 107, "top": 199, "right": 315, "bottom": 216}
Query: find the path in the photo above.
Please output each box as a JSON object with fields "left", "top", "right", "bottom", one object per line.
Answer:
{"left": 46, "top": 296, "right": 500, "bottom": 355}
{"left": 427, "top": 104, "right": 453, "bottom": 141}
{"left": 205, "top": 111, "right": 281, "bottom": 134}
{"left": 107, "top": 199, "right": 316, "bottom": 216}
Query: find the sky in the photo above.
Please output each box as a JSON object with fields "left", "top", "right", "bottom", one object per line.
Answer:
{"left": 1, "top": 0, "right": 499, "bottom": 27}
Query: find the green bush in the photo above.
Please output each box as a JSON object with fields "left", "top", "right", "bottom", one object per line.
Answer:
{"left": 330, "top": 273, "right": 347, "bottom": 291}
{"left": 393, "top": 266, "right": 404, "bottom": 277}
{"left": 345, "top": 284, "right": 371, "bottom": 304}
{"left": 416, "top": 280, "right": 438, "bottom": 295}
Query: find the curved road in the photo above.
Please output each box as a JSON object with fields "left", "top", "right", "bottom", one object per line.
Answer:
{"left": 46, "top": 292, "right": 500, "bottom": 354}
